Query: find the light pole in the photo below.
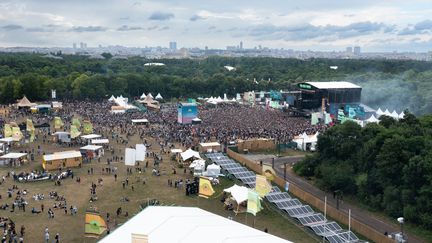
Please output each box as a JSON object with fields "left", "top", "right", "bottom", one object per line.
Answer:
{"left": 397, "top": 217, "right": 404, "bottom": 242}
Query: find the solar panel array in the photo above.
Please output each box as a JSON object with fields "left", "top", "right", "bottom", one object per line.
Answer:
{"left": 205, "top": 153, "right": 360, "bottom": 243}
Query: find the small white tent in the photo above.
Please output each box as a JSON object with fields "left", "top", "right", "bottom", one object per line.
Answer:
{"left": 147, "top": 93, "right": 154, "bottom": 99}
{"left": 155, "top": 93, "right": 163, "bottom": 100}
{"left": 108, "top": 95, "right": 116, "bottom": 102}
{"left": 399, "top": 111, "right": 405, "bottom": 119}
{"left": 140, "top": 93, "right": 146, "bottom": 99}
{"left": 391, "top": 110, "right": 399, "bottom": 119}
{"left": 223, "top": 185, "right": 249, "bottom": 204}
{"left": 181, "top": 148, "right": 201, "bottom": 161}
{"left": 376, "top": 108, "right": 384, "bottom": 117}
{"left": 366, "top": 114, "right": 380, "bottom": 124}
{"left": 384, "top": 109, "right": 391, "bottom": 116}
{"left": 204, "top": 163, "right": 221, "bottom": 177}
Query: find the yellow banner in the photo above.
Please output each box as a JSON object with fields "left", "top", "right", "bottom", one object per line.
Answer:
{"left": 83, "top": 120, "right": 93, "bottom": 134}
{"left": 29, "top": 130, "right": 35, "bottom": 143}
{"left": 4, "top": 124, "right": 12, "bottom": 137}
{"left": 70, "top": 125, "right": 81, "bottom": 139}
{"left": 255, "top": 174, "right": 272, "bottom": 197}
{"left": 72, "top": 118, "right": 81, "bottom": 127}
{"left": 12, "top": 127, "right": 23, "bottom": 141}
{"left": 26, "top": 119, "right": 35, "bottom": 131}
{"left": 247, "top": 189, "right": 262, "bottom": 216}
{"left": 262, "top": 164, "right": 276, "bottom": 181}
{"left": 54, "top": 117, "right": 64, "bottom": 129}
{"left": 199, "top": 177, "right": 215, "bottom": 198}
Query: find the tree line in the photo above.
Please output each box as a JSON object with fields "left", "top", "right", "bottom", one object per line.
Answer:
{"left": 0, "top": 53, "right": 431, "bottom": 114}
{"left": 294, "top": 114, "right": 432, "bottom": 229}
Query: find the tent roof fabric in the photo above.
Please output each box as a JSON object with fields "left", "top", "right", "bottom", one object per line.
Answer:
{"left": 81, "top": 134, "right": 102, "bottom": 140}
{"left": 43, "top": 151, "right": 81, "bottom": 161}
{"left": 200, "top": 142, "right": 221, "bottom": 147}
{"left": 0, "top": 153, "right": 27, "bottom": 159}
{"left": 80, "top": 145, "right": 103, "bottom": 151}
{"left": 131, "top": 119, "right": 149, "bottom": 123}
{"left": 99, "top": 206, "right": 291, "bottom": 243}
{"left": 170, "top": 149, "right": 183, "bottom": 153}
{"left": 223, "top": 184, "right": 249, "bottom": 204}
{"left": 91, "top": 139, "right": 109, "bottom": 144}
{"left": 181, "top": 148, "right": 201, "bottom": 161}
{"left": 17, "top": 96, "right": 36, "bottom": 107}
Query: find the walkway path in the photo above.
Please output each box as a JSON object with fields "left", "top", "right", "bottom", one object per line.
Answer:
{"left": 248, "top": 154, "right": 425, "bottom": 243}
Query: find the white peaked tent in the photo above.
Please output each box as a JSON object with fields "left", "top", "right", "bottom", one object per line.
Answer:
{"left": 399, "top": 111, "right": 405, "bottom": 119}
{"left": 376, "top": 108, "right": 384, "bottom": 117}
{"left": 384, "top": 109, "right": 391, "bottom": 116}
{"left": 108, "top": 95, "right": 116, "bottom": 102}
{"left": 181, "top": 148, "right": 201, "bottom": 161}
{"left": 366, "top": 114, "right": 380, "bottom": 123}
{"left": 140, "top": 93, "right": 146, "bottom": 99}
{"left": 391, "top": 110, "right": 399, "bottom": 119}
{"left": 204, "top": 163, "right": 221, "bottom": 177}
{"left": 155, "top": 93, "right": 163, "bottom": 100}
{"left": 189, "top": 159, "right": 205, "bottom": 169}
{"left": 223, "top": 93, "right": 228, "bottom": 101}
{"left": 224, "top": 185, "right": 249, "bottom": 204}
{"left": 125, "top": 148, "right": 136, "bottom": 166}
{"left": 147, "top": 93, "right": 154, "bottom": 99}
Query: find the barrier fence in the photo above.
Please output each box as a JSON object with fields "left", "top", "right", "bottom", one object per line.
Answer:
{"left": 227, "top": 148, "right": 395, "bottom": 243}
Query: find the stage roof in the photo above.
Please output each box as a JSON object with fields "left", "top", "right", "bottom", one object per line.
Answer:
{"left": 99, "top": 206, "right": 291, "bottom": 243}
{"left": 304, "top": 81, "right": 361, "bottom": 89}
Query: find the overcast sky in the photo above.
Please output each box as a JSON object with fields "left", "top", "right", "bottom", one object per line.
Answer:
{"left": 0, "top": 0, "right": 432, "bottom": 52}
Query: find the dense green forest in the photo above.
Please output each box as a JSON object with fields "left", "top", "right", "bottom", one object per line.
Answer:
{"left": 0, "top": 53, "right": 431, "bottom": 114}
{"left": 294, "top": 114, "right": 432, "bottom": 229}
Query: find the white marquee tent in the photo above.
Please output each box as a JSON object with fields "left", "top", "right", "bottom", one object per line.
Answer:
{"left": 99, "top": 206, "right": 291, "bottom": 243}
{"left": 223, "top": 184, "right": 249, "bottom": 204}
{"left": 180, "top": 148, "right": 201, "bottom": 161}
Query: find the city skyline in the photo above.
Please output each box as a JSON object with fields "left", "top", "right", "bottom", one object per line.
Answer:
{"left": 0, "top": 0, "right": 432, "bottom": 52}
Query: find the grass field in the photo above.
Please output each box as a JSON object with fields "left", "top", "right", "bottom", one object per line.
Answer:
{"left": 0, "top": 128, "right": 316, "bottom": 243}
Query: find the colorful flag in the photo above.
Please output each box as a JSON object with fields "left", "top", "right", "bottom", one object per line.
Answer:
{"left": 199, "top": 177, "right": 215, "bottom": 198}
{"left": 70, "top": 125, "right": 81, "bottom": 139}
{"left": 12, "top": 127, "right": 23, "bottom": 141}
{"left": 83, "top": 120, "right": 93, "bottom": 134}
{"left": 72, "top": 118, "right": 81, "bottom": 128}
{"left": 4, "top": 124, "right": 12, "bottom": 137}
{"left": 84, "top": 211, "right": 107, "bottom": 238}
{"left": 54, "top": 117, "right": 64, "bottom": 129}
{"left": 255, "top": 175, "right": 272, "bottom": 197}
{"left": 247, "top": 189, "right": 262, "bottom": 216}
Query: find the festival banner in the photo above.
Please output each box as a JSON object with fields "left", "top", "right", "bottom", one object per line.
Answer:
{"left": 70, "top": 125, "right": 81, "bottom": 139}
{"left": 72, "top": 118, "right": 81, "bottom": 128}
{"left": 83, "top": 120, "right": 93, "bottom": 134}
{"left": 255, "top": 174, "right": 272, "bottom": 197}
{"left": 84, "top": 211, "right": 107, "bottom": 238}
{"left": 12, "top": 127, "right": 23, "bottom": 141}
{"left": 26, "top": 119, "right": 35, "bottom": 131}
{"left": 54, "top": 117, "right": 64, "bottom": 129}
{"left": 247, "top": 189, "right": 262, "bottom": 216}
{"left": 199, "top": 177, "right": 215, "bottom": 198}
{"left": 4, "top": 124, "right": 12, "bottom": 137}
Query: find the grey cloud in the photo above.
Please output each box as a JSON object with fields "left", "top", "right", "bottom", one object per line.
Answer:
{"left": 398, "top": 27, "right": 422, "bottom": 36}
{"left": 414, "top": 19, "right": 432, "bottom": 30}
{"left": 26, "top": 27, "right": 46, "bottom": 32}
{"left": 158, "top": 26, "right": 169, "bottom": 31}
{"left": 246, "top": 21, "right": 392, "bottom": 41}
{"left": 2, "top": 24, "right": 23, "bottom": 31}
{"left": 208, "top": 26, "right": 216, "bottom": 30}
{"left": 149, "top": 11, "right": 174, "bottom": 21}
{"left": 147, "top": 25, "right": 158, "bottom": 30}
{"left": 70, "top": 26, "right": 107, "bottom": 32}
{"left": 190, "top": 14, "right": 205, "bottom": 21}
{"left": 117, "top": 25, "right": 142, "bottom": 31}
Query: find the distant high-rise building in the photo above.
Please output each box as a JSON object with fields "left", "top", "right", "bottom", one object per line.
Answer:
{"left": 240, "top": 41, "right": 243, "bottom": 50}
{"left": 169, "top": 41, "right": 177, "bottom": 50}
{"left": 80, "top": 42, "right": 84, "bottom": 49}
{"left": 354, "top": 46, "right": 361, "bottom": 55}
{"left": 346, "top": 47, "right": 352, "bottom": 53}
{"left": 73, "top": 43, "right": 77, "bottom": 49}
